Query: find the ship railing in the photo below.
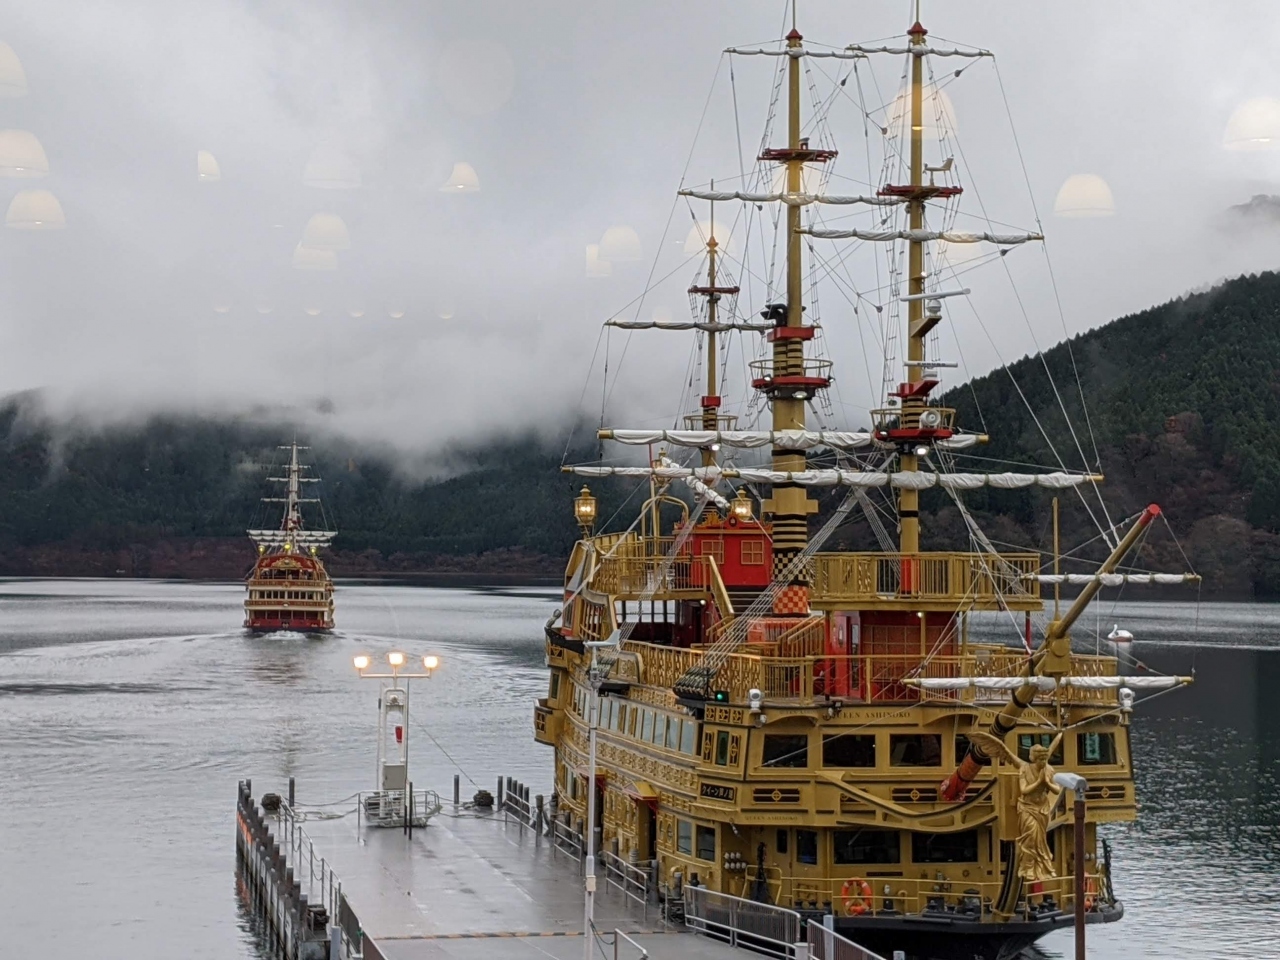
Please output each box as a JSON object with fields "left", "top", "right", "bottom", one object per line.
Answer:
{"left": 601, "top": 850, "right": 651, "bottom": 919}
{"left": 806, "top": 920, "right": 890, "bottom": 960}
{"left": 278, "top": 799, "right": 361, "bottom": 957}
{"left": 592, "top": 537, "right": 715, "bottom": 597}
{"left": 809, "top": 551, "right": 1040, "bottom": 605}
{"left": 624, "top": 642, "right": 1120, "bottom": 706}
{"left": 766, "top": 871, "right": 1107, "bottom": 920}
{"left": 706, "top": 613, "right": 827, "bottom": 658}
{"left": 684, "top": 885, "right": 804, "bottom": 959}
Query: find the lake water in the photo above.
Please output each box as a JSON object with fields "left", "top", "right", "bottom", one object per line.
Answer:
{"left": 0, "top": 581, "right": 1276, "bottom": 959}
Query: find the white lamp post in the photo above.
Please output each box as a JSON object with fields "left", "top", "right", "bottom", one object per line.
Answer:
{"left": 353, "top": 652, "right": 439, "bottom": 800}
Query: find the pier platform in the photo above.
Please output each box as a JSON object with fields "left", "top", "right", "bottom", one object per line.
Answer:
{"left": 293, "top": 799, "right": 746, "bottom": 960}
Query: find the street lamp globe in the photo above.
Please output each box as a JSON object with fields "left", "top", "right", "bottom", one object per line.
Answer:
{"left": 423, "top": 655, "right": 439, "bottom": 671}
{"left": 353, "top": 655, "right": 370, "bottom": 671}
{"left": 387, "top": 651, "right": 406, "bottom": 667}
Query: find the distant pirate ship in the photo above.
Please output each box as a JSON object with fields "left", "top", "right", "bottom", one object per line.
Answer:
{"left": 243, "top": 441, "right": 336, "bottom": 632}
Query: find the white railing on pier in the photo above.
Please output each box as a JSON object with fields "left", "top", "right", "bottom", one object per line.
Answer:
{"left": 277, "top": 799, "right": 361, "bottom": 957}
{"left": 684, "top": 886, "right": 803, "bottom": 959}
{"left": 601, "top": 850, "right": 650, "bottom": 918}
{"left": 806, "top": 918, "right": 891, "bottom": 960}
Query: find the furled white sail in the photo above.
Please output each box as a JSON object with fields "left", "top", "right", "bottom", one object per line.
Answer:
{"left": 565, "top": 466, "right": 1099, "bottom": 489}
{"left": 845, "top": 44, "right": 992, "bottom": 58}
{"left": 1031, "top": 573, "right": 1198, "bottom": 585}
{"left": 679, "top": 188, "right": 901, "bottom": 207}
{"left": 247, "top": 529, "right": 336, "bottom": 547}
{"left": 604, "top": 319, "right": 772, "bottom": 332}
{"left": 726, "top": 47, "right": 867, "bottom": 59}
{"left": 597, "top": 429, "right": 984, "bottom": 452}
{"left": 659, "top": 456, "right": 729, "bottom": 510}
{"left": 908, "top": 675, "right": 1190, "bottom": 691}
{"left": 801, "top": 227, "right": 1044, "bottom": 245}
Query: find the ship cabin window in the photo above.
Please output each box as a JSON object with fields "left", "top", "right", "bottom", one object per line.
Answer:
{"left": 776, "top": 829, "right": 788, "bottom": 854}
{"left": 715, "top": 730, "right": 730, "bottom": 766}
{"left": 677, "top": 820, "right": 693, "bottom": 855}
{"left": 834, "top": 828, "right": 900, "bottom": 864}
{"left": 548, "top": 673, "right": 560, "bottom": 701}
{"left": 1077, "top": 732, "right": 1117, "bottom": 765}
{"left": 822, "top": 734, "right": 875, "bottom": 768}
{"left": 912, "top": 830, "right": 979, "bottom": 864}
{"left": 641, "top": 711, "right": 654, "bottom": 743}
{"left": 763, "top": 734, "right": 809, "bottom": 768}
{"left": 741, "top": 539, "right": 765, "bottom": 565}
{"left": 1018, "top": 733, "right": 1064, "bottom": 765}
{"left": 796, "top": 829, "right": 818, "bottom": 865}
{"left": 666, "top": 718, "right": 680, "bottom": 750}
{"left": 698, "top": 540, "right": 725, "bottom": 564}
{"left": 651, "top": 714, "right": 666, "bottom": 746}
{"left": 680, "top": 721, "right": 696, "bottom": 755}
{"left": 696, "top": 825, "right": 716, "bottom": 861}
{"left": 889, "top": 734, "right": 942, "bottom": 766}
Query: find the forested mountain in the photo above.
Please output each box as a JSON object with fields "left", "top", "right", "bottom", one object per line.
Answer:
{"left": 1, "top": 270, "right": 1279, "bottom": 594}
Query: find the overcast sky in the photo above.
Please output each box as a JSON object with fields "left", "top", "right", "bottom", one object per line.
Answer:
{"left": 0, "top": 0, "right": 1277, "bottom": 462}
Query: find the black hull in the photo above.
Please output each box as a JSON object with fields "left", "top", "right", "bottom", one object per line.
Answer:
{"left": 831, "top": 901, "right": 1123, "bottom": 960}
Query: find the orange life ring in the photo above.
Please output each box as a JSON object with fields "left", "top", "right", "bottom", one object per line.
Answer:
{"left": 842, "top": 877, "right": 873, "bottom": 916}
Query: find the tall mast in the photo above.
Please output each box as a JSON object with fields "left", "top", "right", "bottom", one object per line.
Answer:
{"left": 761, "top": 25, "right": 822, "bottom": 615}
{"left": 701, "top": 200, "right": 721, "bottom": 468}
{"left": 285, "top": 441, "right": 302, "bottom": 532}
{"left": 898, "top": 18, "right": 929, "bottom": 555}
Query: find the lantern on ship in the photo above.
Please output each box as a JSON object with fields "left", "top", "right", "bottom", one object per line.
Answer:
{"left": 574, "top": 485, "right": 597, "bottom": 533}
{"left": 731, "top": 489, "right": 754, "bottom": 522}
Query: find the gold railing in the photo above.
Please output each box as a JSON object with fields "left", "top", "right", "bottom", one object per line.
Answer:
{"left": 744, "top": 871, "right": 1105, "bottom": 918}
{"left": 705, "top": 613, "right": 827, "bottom": 657}
{"left": 624, "top": 641, "right": 1119, "bottom": 706}
{"left": 810, "top": 552, "right": 1041, "bottom": 607}
{"left": 591, "top": 536, "right": 712, "bottom": 598}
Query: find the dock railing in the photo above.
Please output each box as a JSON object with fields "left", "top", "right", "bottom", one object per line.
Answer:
{"left": 684, "top": 886, "right": 802, "bottom": 959}
{"left": 601, "top": 850, "right": 650, "bottom": 918}
{"left": 806, "top": 918, "right": 891, "bottom": 960}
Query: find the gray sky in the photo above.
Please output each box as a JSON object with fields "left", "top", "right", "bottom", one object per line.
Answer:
{"left": 0, "top": 0, "right": 1277, "bottom": 462}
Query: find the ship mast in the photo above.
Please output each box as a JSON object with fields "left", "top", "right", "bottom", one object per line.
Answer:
{"left": 898, "top": 18, "right": 931, "bottom": 554}
{"left": 283, "top": 441, "right": 303, "bottom": 533}
{"left": 762, "top": 25, "right": 823, "bottom": 615}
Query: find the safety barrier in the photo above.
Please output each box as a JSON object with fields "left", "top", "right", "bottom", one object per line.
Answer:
{"left": 684, "top": 886, "right": 802, "bottom": 960}
{"left": 806, "top": 920, "right": 890, "bottom": 960}
{"left": 601, "top": 850, "right": 650, "bottom": 918}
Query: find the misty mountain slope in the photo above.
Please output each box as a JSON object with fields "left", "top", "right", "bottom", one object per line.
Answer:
{"left": 916, "top": 269, "right": 1280, "bottom": 596}
{"left": 1, "top": 270, "right": 1279, "bottom": 593}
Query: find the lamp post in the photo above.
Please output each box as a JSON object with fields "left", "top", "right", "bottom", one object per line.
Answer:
{"left": 353, "top": 652, "right": 439, "bottom": 799}
{"left": 1053, "top": 772, "right": 1089, "bottom": 960}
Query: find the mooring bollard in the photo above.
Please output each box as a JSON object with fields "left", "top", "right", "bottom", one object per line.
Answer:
{"left": 535, "top": 795, "right": 545, "bottom": 842}
{"left": 497, "top": 777, "right": 504, "bottom": 811}
{"left": 453, "top": 774, "right": 460, "bottom": 805}
{"left": 288, "top": 777, "right": 295, "bottom": 808}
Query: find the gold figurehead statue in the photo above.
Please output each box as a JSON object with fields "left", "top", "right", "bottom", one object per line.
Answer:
{"left": 969, "top": 731, "right": 1065, "bottom": 886}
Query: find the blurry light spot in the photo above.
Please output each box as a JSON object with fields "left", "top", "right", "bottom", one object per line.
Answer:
{"left": 1053, "top": 173, "right": 1115, "bottom": 218}
{"left": 1223, "top": 97, "right": 1280, "bottom": 150}
{"left": 440, "top": 161, "right": 480, "bottom": 193}
{"left": 6, "top": 188, "right": 64, "bottom": 229}
{"left": 0, "top": 41, "right": 27, "bottom": 98}
{"left": 302, "top": 212, "right": 351, "bottom": 251}
{"left": 585, "top": 243, "right": 612, "bottom": 278}
{"left": 0, "top": 130, "right": 49, "bottom": 177}
{"left": 292, "top": 243, "right": 338, "bottom": 270}
{"left": 197, "top": 149, "right": 220, "bottom": 182}
{"left": 599, "top": 225, "right": 642, "bottom": 262}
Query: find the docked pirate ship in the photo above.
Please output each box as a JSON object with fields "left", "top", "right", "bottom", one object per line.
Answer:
{"left": 537, "top": 13, "right": 1194, "bottom": 960}
{"left": 243, "top": 441, "right": 337, "bottom": 632}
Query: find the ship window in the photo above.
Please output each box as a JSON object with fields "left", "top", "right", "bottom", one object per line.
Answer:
{"left": 696, "top": 825, "right": 716, "bottom": 861}
{"left": 549, "top": 673, "right": 560, "bottom": 700}
{"left": 698, "top": 540, "right": 724, "bottom": 563}
{"left": 614, "top": 703, "right": 626, "bottom": 732}
{"left": 822, "top": 734, "right": 875, "bottom": 767}
{"left": 1077, "top": 732, "right": 1117, "bottom": 765}
{"left": 641, "top": 711, "right": 654, "bottom": 742}
{"left": 680, "top": 721, "right": 696, "bottom": 755}
{"left": 796, "top": 829, "right": 818, "bottom": 865}
{"left": 889, "top": 734, "right": 942, "bottom": 766}
{"left": 1018, "top": 733, "right": 1064, "bottom": 765}
{"left": 652, "top": 714, "right": 666, "bottom": 746}
{"left": 912, "top": 830, "right": 979, "bottom": 864}
{"left": 715, "top": 730, "right": 730, "bottom": 766}
{"left": 741, "top": 539, "right": 764, "bottom": 565}
{"left": 834, "top": 829, "right": 900, "bottom": 864}
{"left": 666, "top": 717, "right": 679, "bottom": 750}
{"left": 677, "top": 820, "right": 693, "bottom": 855}
{"left": 776, "top": 829, "right": 788, "bottom": 855}
{"left": 763, "top": 734, "right": 808, "bottom": 768}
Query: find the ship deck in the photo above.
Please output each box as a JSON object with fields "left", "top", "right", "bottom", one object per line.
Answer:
{"left": 297, "top": 799, "right": 747, "bottom": 960}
